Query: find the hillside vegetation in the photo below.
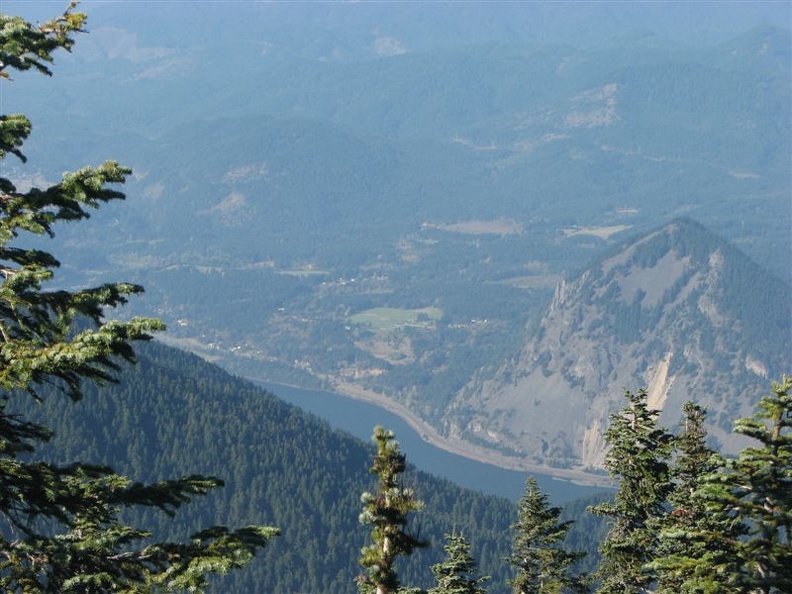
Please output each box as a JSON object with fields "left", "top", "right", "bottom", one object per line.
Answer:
{"left": 1, "top": 5, "right": 789, "bottom": 592}
{"left": 15, "top": 341, "right": 524, "bottom": 593}
{"left": 4, "top": 7, "right": 789, "bottom": 462}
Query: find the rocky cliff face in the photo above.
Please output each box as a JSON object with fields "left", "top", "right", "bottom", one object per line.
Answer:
{"left": 446, "top": 219, "right": 790, "bottom": 472}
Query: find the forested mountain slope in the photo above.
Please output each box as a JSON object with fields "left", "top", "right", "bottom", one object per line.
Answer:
{"left": 454, "top": 219, "right": 791, "bottom": 472}
{"left": 11, "top": 340, "right": 582, "bottom": 594}
{"left": 4, "top": 1, "right": 789, "bottom": 484}
{"left": 2, "top": 5, "right": 786, "bottom": 590}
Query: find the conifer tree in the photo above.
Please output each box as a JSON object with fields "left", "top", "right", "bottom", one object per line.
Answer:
{"left": 650, "top": 402, "right": 729, "bottom": 593}
{"left": 590, "top": 388, "right": 673, "bottom": 594}
{"left": 508, "top": 477, "right": 587, "bottom": 594}
{"left": 429, "top": 532, "right": 489, "bottom": 594}
{"left": 692, "top": 375, "right": 792, "bottom": 593}
{"left": 0, "top": 5, "right": 278, "bottom": 591}
{"left": 357, "top": 426, "right": 428, "bottom": 594}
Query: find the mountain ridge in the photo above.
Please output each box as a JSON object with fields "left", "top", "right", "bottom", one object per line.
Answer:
{"left": 3, "top": 5, "right": 788, "bottom": 482}
{"left": 447, "top": 218, "right": 790, "bottom": 471}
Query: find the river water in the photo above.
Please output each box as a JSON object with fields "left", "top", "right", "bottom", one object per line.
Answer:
{"left": 259, "top": 381, "right": 609, "bottom": 505}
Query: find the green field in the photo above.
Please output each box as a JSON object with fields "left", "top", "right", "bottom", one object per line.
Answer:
{"left": 277, "top": 268, "right": 330, "bottom": 277}
{"left": 348, "top": 307, "right": 443, "bottom": 332}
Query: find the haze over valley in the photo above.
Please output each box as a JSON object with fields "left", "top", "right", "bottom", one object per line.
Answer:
{"left": 4, "top": 0, "right": 790, "bottom": 481}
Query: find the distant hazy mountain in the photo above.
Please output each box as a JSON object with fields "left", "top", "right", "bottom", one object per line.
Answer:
{"left": 3, "top": 3, "right": 789, "bottom": 480}
{"left": 7, "top": 16, "right": 785, "bottom": 284}
{"left": 450, "top": 219, "right": 791, "bottom": 472}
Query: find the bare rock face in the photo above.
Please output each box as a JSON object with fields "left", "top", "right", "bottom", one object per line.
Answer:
{"left": 447, "top": 218, "right": 790, "bottom": 473}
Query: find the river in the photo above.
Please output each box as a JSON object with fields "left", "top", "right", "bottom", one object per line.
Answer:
{"left": 258, "top": 381, "right": 609, "bottom": 505}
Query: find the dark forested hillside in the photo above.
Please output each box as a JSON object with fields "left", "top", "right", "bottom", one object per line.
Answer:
{"left": 3, "top": 4, "right": 788, "bottom": 479}
{"left": 2, "top": 5, "right": 786, "bottom": 591}
{"left": 10, "top": 340, "right": 527, "bottom": 593}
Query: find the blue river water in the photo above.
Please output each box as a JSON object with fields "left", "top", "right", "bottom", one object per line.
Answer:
{"left": 258, "top": 381, "right": 609, "bottom": 505}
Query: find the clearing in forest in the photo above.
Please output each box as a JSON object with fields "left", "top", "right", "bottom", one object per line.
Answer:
{"left": 348, "top": 307, "right": 443, "bottom": 332}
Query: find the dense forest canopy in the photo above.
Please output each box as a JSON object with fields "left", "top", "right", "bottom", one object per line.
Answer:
{"left": 0, "top": 5, "right": 278, "bottom": 590}
{"left": 1, "top": 4, "right": 789, "bottom": 593}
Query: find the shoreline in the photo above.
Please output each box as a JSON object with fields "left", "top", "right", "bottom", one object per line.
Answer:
{"left": 158, "top": 333, "right": 612, "bottom": 488}
{"left": 254, "top": 375, "right": 613, "bottom": 489}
